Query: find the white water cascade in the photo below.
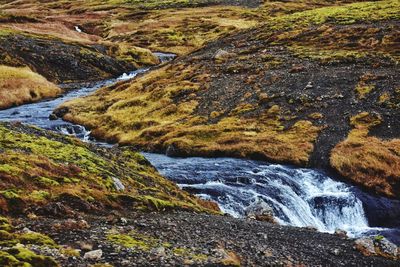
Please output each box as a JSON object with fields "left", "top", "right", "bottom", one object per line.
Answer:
{"left": 143, "top": 153, "right": 394, "bottom": 238}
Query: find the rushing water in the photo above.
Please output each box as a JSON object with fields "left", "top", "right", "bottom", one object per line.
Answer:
{"left": 0, "top": 53, "right": 176, "bottom": 141}
{"left": 143, "top": 153, "right": 400, "bottom": 244}
{"left": 0, "top": 52, "right": 399, "bottom": 245}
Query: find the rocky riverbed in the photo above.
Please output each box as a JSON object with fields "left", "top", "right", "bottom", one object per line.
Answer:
{"left": 14, "top": 212, "right": 400, "bottom": 266}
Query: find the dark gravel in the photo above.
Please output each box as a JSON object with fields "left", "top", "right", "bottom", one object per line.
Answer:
{"left": 20, "top": 212, "right": 399, "bottom": 266}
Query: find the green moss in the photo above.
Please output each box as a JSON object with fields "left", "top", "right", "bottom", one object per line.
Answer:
{"left": 0, "top": 216, "right": 13, "bottom": 232}
{"left": 374, "top": 235, "right": 385, "bottom": 242}
{"left": 7, "top": 247, "right": 58, "bottom": 267}
{"left": 18, "top": 232, "right": 57, "bottom": 248}
{"left": 173, "top": 247, "right": 190, "bottom": 255}
{"left": 0, "top": 230, "right": 17, "bottom": 247}
{"left": 356, "top": 83, "right": 375, "bottom": 99}
{"left": 0, "top": 251, "right": 23, "bottom": 267}
{"left": 107, "top": 231, "right": 158, "bottom": 251}
{"left": 0, "top": 164, "right": 19, "bottom": 174}
{"left": 35, "top": 177, "right": 60, "bottom": 187}
{"left": 59, "top": 247, "right": 80, "bottom": 257}
{"left": 266, "top": 0, "right": 400, "bottom": 31}
{"left": 192, "top": 253, "right": 208, "bottom": 262}
{"left": 288, "top": 45, "right": 369, "bottom": 62}
{"left": 350, "top": 112, "right": 382, "bottom": 129}
{"left": 0, "top": 29, "right": 14, "bottom": 38}
{"left": 144, "top": 196, "right": 178, "bottom": 211}
{"left": 0, "top": 230, "right": 13, "bottom": 240}
{"left": 0, "top": 80, "right": 229, "bottom": 215}
{"left": 1, "top": 190, "right": 20, "bottom": 200}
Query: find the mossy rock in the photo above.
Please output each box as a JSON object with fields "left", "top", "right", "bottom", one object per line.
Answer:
{"left": 7, "top": 247, "right": 58, "bottom": 267}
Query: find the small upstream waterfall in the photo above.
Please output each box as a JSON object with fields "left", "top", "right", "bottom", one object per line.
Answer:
{"left": 143, "top": 153, "right": 399, "bottom": 241}
{"left": 0, "top": 66, "right": 152, "bottom": 140}
{"left": 0, "top": 52, "right": 176, "bottom": 134}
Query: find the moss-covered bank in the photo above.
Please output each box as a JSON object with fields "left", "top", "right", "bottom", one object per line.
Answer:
{"left": 0, "top": 122, "right": 218, "bottom": 215}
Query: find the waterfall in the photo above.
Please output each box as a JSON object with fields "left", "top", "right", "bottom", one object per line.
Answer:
{"left": 143, "top": 153, "right": 396, "bottom": 239}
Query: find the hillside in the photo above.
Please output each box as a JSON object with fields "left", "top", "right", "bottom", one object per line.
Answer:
{"left": 0, "top": 65, "right": 62, "bottom": 109}
{"left": 0, "top": 122, "right": 216, "bottom": 215}
{"left": 2, "top": 123, "right": 396, "bottom": 266}
{"left": 57, "top": 0, "right": 400, "bottom": 198}
{"left": 0, "top": 0, "right": 399, "bottom": 266}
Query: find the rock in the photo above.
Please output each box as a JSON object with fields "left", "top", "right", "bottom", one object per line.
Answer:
{"left": 112, "top": 177, "right": 125, "bottom": 191}
{"left": 83, "top": 249, "right": 102, "bottom": 260}
{"left": 355, "top": 236, "right": 399, "bottom": 260}
{"left": 120, "top": 217, "right": 128, "bottom": 225}
{"left": 58, "top": 219, "right": 90, "bottom": 230}
{"left": 152, "top": 247, "right": 166, "bottom": 258}
{"left": 289, "top": 65, "right": 305, "bottom": 73}
{"left": 52, "top": 107, "right": 69, "bottom": 119}
{"left": 165, "top": 143, "right": 180, "bottom": 157}
{"left": 214, "top": 247, "right": 241, "bottom": 266}
{"left": 374, "top": 236, "right": 398, "bottom": 259}
{"left": 48, "top": 113, "right": 58, "bottom": 120}
{"left": 21, "top": 227, "right": 34, "bottom": 234}
{"left": 214, "top": 49, "right": 236, "bottom": 62}
{"left": 245, "top": 198, "right": 275, "bottom": 223}
{"left": 35, "top": 202, "right": 74, "bottom": 217}
{"left": 305, "top": 82, "right": 313, "bottom": 89}
{"left": 355, "top": 237, "right": 376, "bottom": 256}
{"left": 334, "top": 229, "right": 348, "bottom": 238}
{"left": 331, "top": 248, "right": 340, "bottom": 256}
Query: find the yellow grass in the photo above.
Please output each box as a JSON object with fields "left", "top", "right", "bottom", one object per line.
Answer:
{"left": 0, "top": 65, "right": 62, "bottom": 109}
{"left": 59, "top": 64, "right": 320, "bottom": 165}
{"left": 331, "top": 113, "right": 400, "bottom": 198}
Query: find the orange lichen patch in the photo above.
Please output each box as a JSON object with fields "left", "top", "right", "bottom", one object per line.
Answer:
{"left": 0, "top": 65, "right": 62, "bottom": 110}
{"left": 331, "top": 112, "right": 400, "bottom": 198}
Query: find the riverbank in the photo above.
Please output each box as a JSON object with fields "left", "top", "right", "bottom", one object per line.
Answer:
{"left": 56, "top": 0, "right": 400, "bottom": 199}
{"left": 0, "top": 0, "right": 399, "bottom": 265}
{"left": 6, "top": 211, "right": 400, "bottom": 266}
{"left": 0, "top": 122, "right": 398, "bottom": 265}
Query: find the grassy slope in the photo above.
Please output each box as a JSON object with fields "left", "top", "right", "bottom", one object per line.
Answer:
{"left": 0, "top": 122, "right": 218, "bottom": 215}
{"left": 0, "top": 0, "right": 361, "bottom": 56}
{"left": 331, "top": 113, "right": 400, "bottom": 197}
{"left": 0, "top": 65, "right": 62, "bottom": 109}
{"left": 58, "top": 0, "right": 400, "bottom": 198}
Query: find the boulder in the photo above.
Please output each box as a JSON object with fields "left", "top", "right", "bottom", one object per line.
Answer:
{"left": 355, "top": 236, "right": 399, "bottom": 260}
{"left": 374, "top": 236, "right": 398, "bottom": 259}
{"left": 245, "top": 198, "right": 275, "bottom": 223}
{"left": 214, "top": 49, "right": 236, "bottom": 62}
{"left": 355, "top": 237, "right": 376, "bottom": 256}
{"left": 83, "top": 249, "right": 102, "bottom": 260}
{"left": 334, "top": 229, "right": 348, "bottom": 238}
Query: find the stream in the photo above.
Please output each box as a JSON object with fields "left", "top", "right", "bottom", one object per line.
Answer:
{"left": 0, "top": 53, "right": 399, "bottom": 245}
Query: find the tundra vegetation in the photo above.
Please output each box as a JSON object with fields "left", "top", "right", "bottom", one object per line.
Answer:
{"left": 0, "top": 0, "right": 399, "bottom": 265}
{"left": 58, "top": 0, "right": 400, "bottom": 198}
{"left": 0, "top": 65, "right": 62, "bottom": 109}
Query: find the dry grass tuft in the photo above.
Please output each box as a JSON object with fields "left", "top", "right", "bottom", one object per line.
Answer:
{"left": 0, "top": 65, "right": 62, "bottom": 109}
